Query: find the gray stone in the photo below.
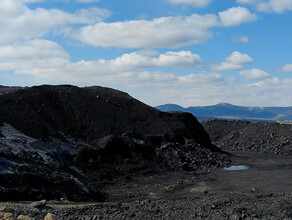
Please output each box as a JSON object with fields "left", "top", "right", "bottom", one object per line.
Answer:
{"left": 30, "top": 200, "right": 47, "bottom": 208}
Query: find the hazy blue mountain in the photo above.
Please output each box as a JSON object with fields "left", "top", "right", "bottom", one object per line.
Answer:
{"left": 156, "top": 103, "right": 292, "bottom": 122}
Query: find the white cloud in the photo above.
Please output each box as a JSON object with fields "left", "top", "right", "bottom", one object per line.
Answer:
{"left": 177, "top": 72, "right": 223, "bottom": 84}
{"left": 264, "top": 0, "right": 292, "bottom": 13}
{"left": 237, "top": 0, "right": 292, "bottom": 13}
{"left": 72, "top": 14, "right": 218, "bottom": 48}
{"left": 212, "top": 51, "right": 253, "bottom": 71}
{"left": 239, "top": 68, "right": 270, "bottom": 80}
{"left": 226, "top": 51, "right": 253, "bottom": 64}
{"left": 219, "top": 7, "right": 258, "bottom": 26}
{"left": 99, "top": 50, "right": 203, "bottom": 71}
{"left": 282, "top": 64, "right": 292, "bottom": 72}
{"left": 233, "top": 36, "right": 250, "bottom": 43}
{"left": 155, "top": 51, "right": 202, "bottom": 68}
{"left": 0, "top": 0, "right": 110, "bottom": 44}
{"left": 0, "top": 39, "right": 291, "bottom": 107}
{"left": 211, "top": 63, "right": 243, "bottom": 71}
{"left": 76, "top": 0, "right": 100, "bottom": 3}
{"left": 0, "top": 40, "right": 202, "bottom": 82}
{"left": 0, "top": 40, "right": 69, "bottom": 61}
{"left": 167, "top": 0, "right": 211, "bottom": 7}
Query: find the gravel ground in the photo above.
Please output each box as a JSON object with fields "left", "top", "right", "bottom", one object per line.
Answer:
{"left": 3, "top": 149, "right": 292, "bottom": 219}
{"left": 202, "top": 119, "right": 292, "bottom": 155}
{"left": 2, "top": 186, "right": 292, "bottom": 219}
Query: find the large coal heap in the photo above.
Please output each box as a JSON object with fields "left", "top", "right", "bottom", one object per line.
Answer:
{"left": 0, "top": 85, "right": 228, "bottom": 202}
{"left": 0, "top": 85, "right": 211, "bottom": 147}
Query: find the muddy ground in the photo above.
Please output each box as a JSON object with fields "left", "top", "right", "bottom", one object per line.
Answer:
{"left": 2, "top": 149, "right": 292, "bottom": 219}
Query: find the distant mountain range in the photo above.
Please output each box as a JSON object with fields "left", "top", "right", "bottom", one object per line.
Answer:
{"left": 156, "top": 103, "right": 292, "bottom": 122}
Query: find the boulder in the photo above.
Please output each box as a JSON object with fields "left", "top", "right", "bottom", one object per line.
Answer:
{"left": 30, "top": 200, "right": 47, "bottom": 208}
{"left": 44, "top": 213, "right": 56, "bottom": 220}
{"left": 17, "top": 215, "right": 31, "bottom": 220}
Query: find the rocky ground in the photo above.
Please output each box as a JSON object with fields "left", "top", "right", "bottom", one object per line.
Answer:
{"left": 2, "top": 149, "right": 292, "bottom": 219}
{"left": 202, "top": 119, "right": 292, "bottom": 155}
{"left": 1, "top": 86, "right": 292, "bottom": 219}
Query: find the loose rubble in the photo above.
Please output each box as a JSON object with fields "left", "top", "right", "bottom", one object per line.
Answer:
{"left": 202, "top": 119, "right": 292, "bottom": 155}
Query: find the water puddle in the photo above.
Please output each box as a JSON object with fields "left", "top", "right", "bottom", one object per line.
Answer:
{"left": 223, "top": 165, "right": 249, "bottom": 171}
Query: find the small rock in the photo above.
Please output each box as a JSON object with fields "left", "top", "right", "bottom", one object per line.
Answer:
{"left": 17, "top": 214, "right": 31, "bottom": 220}
{"left": 0, "top": 206, "right": 6, "bottom": 212}
{"left": 30, "top": 200, "right": 47, "bottom": 208}
{"left": 44, "top": 213, "right": 57, "bottom": 220}
{"left": 3, "top": 212, "right": 13, "bottom": 219}
{"left": 230, "top": 214, "right": 240, "bottom": 220}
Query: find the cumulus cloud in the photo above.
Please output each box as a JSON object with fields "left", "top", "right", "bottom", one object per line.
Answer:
{"left": 0, "top": 40, "right": 69, "bottom": 61}
{"left": 167, "top": 0, "right": 211, "bottom": 7}
{"left": 2, "top": 2, "right": 259, "bottom": 49}
{"left": 237, "top": 0, "right": 292, "bottom": 13}
{"left": 239, "top": 68, "right": 270, "bottom": 80}
{"left": 0, "top": 40, "right": 202, "bottom": 82}
{"left": 155, "top": 51, "right": 202, "bottom": 68}
{"left": 177, "top": 72, "right": 223, "bottom": 84}
{"left": 0, "top": 0, "right": 110, "bottom": 44}
{"left": 73, "top": 7, "right": 260, "bottom": 48}
{"left": 219, "top": 7, "right": 258, "bottom": 26}
{"left": 282, "top": 64, "right": 292, "bottom": 72}
{"left": 72, "top": 14, "right": 218, "bottom": 48}
{"left": 0, "top": 39, "right": 291, "bottom": 107}
{"left": 98, "top": 50, "right": 203, "bottom": 71}
{"left": 212, "top": 51, "right": 253, "bottom": 71}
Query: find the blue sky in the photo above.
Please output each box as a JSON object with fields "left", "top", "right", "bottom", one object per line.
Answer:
{"left": 1, "top": 0, "right": 292, "bottom": 107}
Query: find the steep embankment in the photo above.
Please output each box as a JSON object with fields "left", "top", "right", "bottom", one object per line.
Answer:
{"left": 0, "top": 85, "right": 228, "bottom": 201}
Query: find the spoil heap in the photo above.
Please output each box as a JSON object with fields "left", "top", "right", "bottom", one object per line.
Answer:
{"left": 0, "top": 85, "right": 228, "bottom": 201}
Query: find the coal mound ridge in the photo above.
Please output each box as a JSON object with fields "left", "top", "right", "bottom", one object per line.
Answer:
{"left": 202, "top": 119, "right": 292, "bottom": 155}
{"left": 0, "top": 85, "right": 229, "bottom": 202}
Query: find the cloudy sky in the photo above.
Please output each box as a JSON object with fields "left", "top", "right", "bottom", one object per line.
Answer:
{"left": 1, "top": 0, "right": 292, "bottom": 107}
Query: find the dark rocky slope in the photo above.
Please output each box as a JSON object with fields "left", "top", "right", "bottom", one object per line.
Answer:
{"left": 0, "top": 85, "right": 228, "bottom": 202}
{"left": 202, "top": 119, "right": 292, "bottom": 155}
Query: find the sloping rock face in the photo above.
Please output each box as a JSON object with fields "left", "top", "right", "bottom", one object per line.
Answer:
{"left": 0, "top": 85, "right": 228, "bottom": 202}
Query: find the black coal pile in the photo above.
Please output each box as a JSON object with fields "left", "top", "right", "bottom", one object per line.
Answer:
{"left": 202, "top": 119, "right": 292, "bottom": 155}
{"left": 0, "top": 85, "right": 228, "bottom": 202}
